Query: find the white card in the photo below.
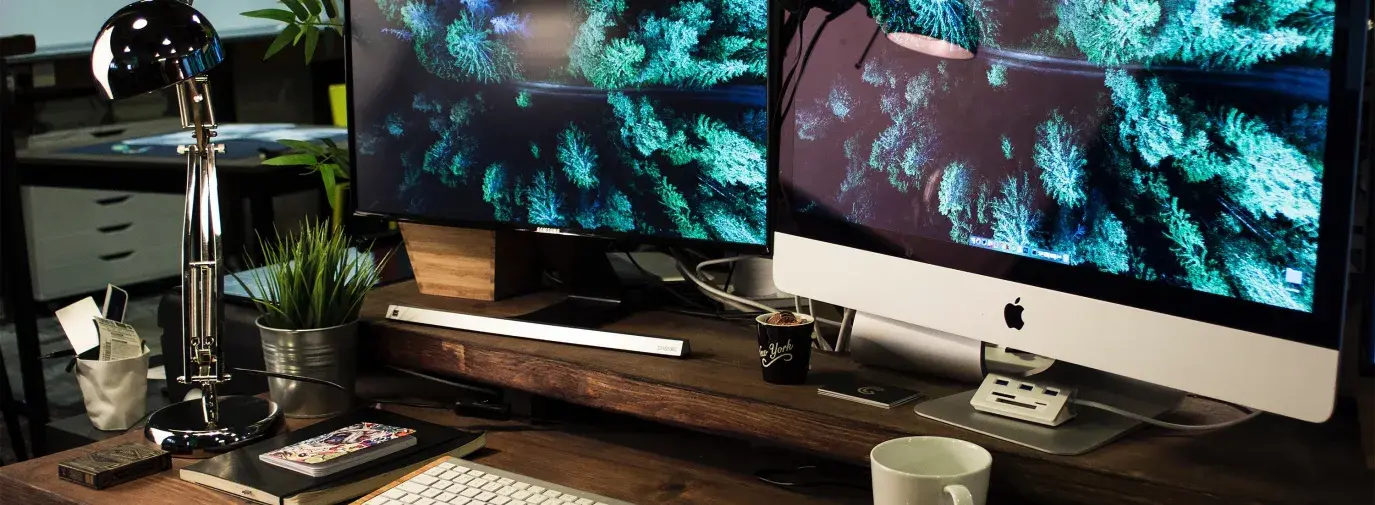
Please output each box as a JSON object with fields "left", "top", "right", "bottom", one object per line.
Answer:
{"left": 55, "top": 298, "right": 102, "bottom": 354}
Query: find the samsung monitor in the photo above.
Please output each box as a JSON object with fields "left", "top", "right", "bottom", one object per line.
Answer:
{"left": 346, "top": 0, "right": 771, "bottom": 250}
{"left": 775, "top": 0, "right": 1367, "bottom": 422}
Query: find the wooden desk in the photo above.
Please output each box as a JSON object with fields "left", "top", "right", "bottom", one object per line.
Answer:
{"left": 365, "top": 281, "right": 1375, "bottom": 505}
{"left": 0, "top": 404, "right": 863, "bottom": 505}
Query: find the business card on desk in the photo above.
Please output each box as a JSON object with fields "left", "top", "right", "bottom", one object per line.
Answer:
{"left": 818, "top": 377, "right": 923, "bottom": 409}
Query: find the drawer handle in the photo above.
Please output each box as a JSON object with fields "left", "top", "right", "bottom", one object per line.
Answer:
{"left": 97, "top": 223, "right": 133, "bottom": 233}
{"left": 99, "top": 251, "right": 134, "bottom": 261}
{"left": 95, "top": 195, "right": 132, "bottom": 205}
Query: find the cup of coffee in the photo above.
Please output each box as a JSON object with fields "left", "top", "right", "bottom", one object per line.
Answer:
{"left": 756, "top": 311, "right": 814, "bottom": 384}
{"left": 870, "top": 436, "right": 992, "bottom": 505}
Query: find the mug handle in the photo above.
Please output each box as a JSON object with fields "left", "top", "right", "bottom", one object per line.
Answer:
{"left": 943, "top": 484, "right": 976, "bottom": 505}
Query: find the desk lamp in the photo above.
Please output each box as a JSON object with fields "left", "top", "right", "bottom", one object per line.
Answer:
{"left": 91, "top": 0, "right": 281, "bottom": 457}
{"left": 866, "top": 0, "right": 981, "bottom": 59}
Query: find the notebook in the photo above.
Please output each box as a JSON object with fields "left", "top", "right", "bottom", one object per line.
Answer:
{"left": 181, "top": 409, "right": 485, "bottom": 505}
{"left": 259, "top": 422, "right": 418, "bottom": 477}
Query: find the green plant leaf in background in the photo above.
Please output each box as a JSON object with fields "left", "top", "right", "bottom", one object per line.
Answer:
{"left": 242, "top": 8, "right": 296, "bottom": 23}
{"left": 247, "top": 0, "right": 342, "bottom": 63}
{"left": 281, "top": 0, "right": 310, "bottom": 20}
{"left": 304, "top": 25, "right": 321, "bottom": 64}
{"left": 264, "top": 24, "right": 301, "bottom": 60}
{"left": 262, "top": 153, "right": 317, "bottom": 166}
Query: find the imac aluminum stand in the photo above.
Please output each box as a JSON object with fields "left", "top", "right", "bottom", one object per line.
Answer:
{"left": 849, "top": 312, "right": 1183, "bottom": 455}
{"left": 914, "top": 363, "right": 1184, "bottom": 455}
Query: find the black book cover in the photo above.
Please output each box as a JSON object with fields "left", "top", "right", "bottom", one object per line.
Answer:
{"left": 181, "top": 408, "right": 481, "bottom": 505}
{"left": 818, "top": 377, "right": 924, "bottom": 408}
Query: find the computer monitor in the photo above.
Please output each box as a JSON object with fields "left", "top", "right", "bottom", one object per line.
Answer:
{"left": 774, "top": 0, "right": 1367, "bottom": 422}
{"left": 346, "top": 0, "right": 770, "bottom": 250}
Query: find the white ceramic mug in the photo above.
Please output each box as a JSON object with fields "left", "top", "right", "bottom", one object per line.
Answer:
{"left": 870, "top": 436, "right": 992, "bottom": 505}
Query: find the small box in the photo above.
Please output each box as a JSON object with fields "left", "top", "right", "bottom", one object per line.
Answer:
{"left": 58, "top": 443, "right": 171, "bottom": 490}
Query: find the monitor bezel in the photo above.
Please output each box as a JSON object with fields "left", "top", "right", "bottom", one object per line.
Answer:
{"left": 343, "top": 0, "right": 776, "bottom": 254}
{"left": 774, "top": 0, "right": 1368, "bottom": 351}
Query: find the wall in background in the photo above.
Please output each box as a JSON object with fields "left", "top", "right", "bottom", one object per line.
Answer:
{"left": 0, "top": 0, "right": 286, "bottom": 59}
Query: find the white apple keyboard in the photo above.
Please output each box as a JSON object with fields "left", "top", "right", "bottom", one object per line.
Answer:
{"left": 364, "top": 457, "right": 636, "bottom": 505}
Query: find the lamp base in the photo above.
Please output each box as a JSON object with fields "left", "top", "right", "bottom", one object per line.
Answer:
{"left": 145, "top": 395, "right": 282, "bottom": 458}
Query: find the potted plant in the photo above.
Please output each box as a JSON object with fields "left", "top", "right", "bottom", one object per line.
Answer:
{"left": 238, "top": 220, "right": 391, "bottom": 418}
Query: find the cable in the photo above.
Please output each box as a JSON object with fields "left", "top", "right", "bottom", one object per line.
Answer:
{"left": 680, "top": 254, "right": 843, "bottom": 327}
{"left": 1071, "top": 398, "right": 1261, "bottom": 431}
{"left": 622, "top": 251, "right": 717, "bottom": 311}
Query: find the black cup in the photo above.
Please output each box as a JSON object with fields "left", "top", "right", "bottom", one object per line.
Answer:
{"left": 756, "top": 312, "right": 815, "bottom": 384}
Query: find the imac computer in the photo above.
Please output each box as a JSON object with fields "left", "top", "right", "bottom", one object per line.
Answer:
{"left": 774, "top": 0, "right": 1368, "bottom": 443}
{"left": 346, "top": 0, "right": 769, "bottom": 354}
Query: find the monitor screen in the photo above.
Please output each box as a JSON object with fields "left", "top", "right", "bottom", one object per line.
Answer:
{"left": 783, "top": 0, "right": 1339, "bottom": 313}
{"left": 349, "top": 0, "right": 770, "bottom": 247}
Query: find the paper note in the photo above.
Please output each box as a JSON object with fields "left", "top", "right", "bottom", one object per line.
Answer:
{"left": 55, "top": 298, "right": 102, "bottom": 354}
{"left": 94, "top": 317, "right": 142, "bottom": 361}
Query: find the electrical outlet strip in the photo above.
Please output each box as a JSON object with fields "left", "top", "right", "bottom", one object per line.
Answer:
{"left": 970, "top": 373, "right": 1076, "bottom": 426}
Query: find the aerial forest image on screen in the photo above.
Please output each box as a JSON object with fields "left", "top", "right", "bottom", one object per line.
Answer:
{"left": 351, "top": 0, "right": 768, "bottom": 246}
{"left": 788, "top": 0, "right": 1335, "bottom": 311}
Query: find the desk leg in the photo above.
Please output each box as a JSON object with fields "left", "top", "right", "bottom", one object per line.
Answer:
{"left": 0, "top": 60, "right": 46, "bottom": 459}
{"left": 0, "top": 341, "right": 25, "bottom": 462}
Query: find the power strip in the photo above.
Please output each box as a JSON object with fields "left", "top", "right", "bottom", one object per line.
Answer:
{"left": 970, "top": 373, "right": 1076, "bottom": 426}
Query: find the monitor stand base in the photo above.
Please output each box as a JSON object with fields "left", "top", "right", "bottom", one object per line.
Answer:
{"left": 914, "top": 363, "right": 1184, "bottom": 455}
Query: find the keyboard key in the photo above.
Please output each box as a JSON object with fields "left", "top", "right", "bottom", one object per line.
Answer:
{"left": 576, "top": 499, "right": 594, "bottom": 505}
{"left": 558, "top": 496, "right": 577, "bottom": 502}
{"left": 437, "top": 492, "right": 457, "bottom": 502}
{"left": 482, "top": 474, "right": 500, "bottom": 482}
{"left": 468, "top": 470, "right": 487, "bottom": 478}
{"left": 595, "top": 503, "right": 610, "bottom": 505}
{"left": 399, "top": 495, "right": 422, "bottom": 504}
{"left": 482, "top": 482, "right": 503, "bottom": 492}
{"left": 384, "top": 489, "right": 407, "bottom": 499}
{"left": 365, "top": 497, "right": 391, "bottom": 505}
{"left": 456, "top": 475, "right": 476, "bottom": 484}
{"left": 511, "top": 483, "right": 530, "bottom": 491}
{"left": 498, "top": 478, "right": 515, "bottom": 485}
{"left": 476, "top": 492, "right": 498, "bottom": 502}
{"left": 400, "top": 482, "right": 429, "bottom": 494}
{"left": 512, "top": 491, "right": 532, "bottom": 500}
{"left": 448, "top": 497, "right": 472, "bottom": 505}
{"left": 452, "top": 465, "right": 471, "bottom": 474}
{"left": 441, "top": 471, "right": 463, "bottom": 481}
{"left": 425, "top": 467, "right": 447, "bottom": 476}
{"left": 528, "top": 486, "right": 546, "bottom": 494}
{"left": 433, "top": 482, "right": 453, "bottom": 491}
{"left": 543, "top": 490, "right": 563, "bottom": 498}
{"left": 417, "top": 499, "right": 438, "bottom": 505}
{"left": 460, "top": 488, "right": 482, "bottom": 498}
{"left": 490, "top": 497, "right": 512, "bottom": 505}
{"left": 414, "top": 475, "right": 440, "bottom": 486}
{"left": 526, "top": 495, "right": 549, "bottom": 504}
{"left": 439, "top": 462, "right": 456, "bottom": 470}
{"left": 422, "top": 489, "right": 443, "bottom": 498}
{"left": 496, "top": 487, "right": 516, "bottom": 496}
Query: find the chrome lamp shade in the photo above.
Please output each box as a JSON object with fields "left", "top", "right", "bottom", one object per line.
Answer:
{"left": 90, "top": 0, "right": 224, "bottom": 100}
{"left": 867, "top": 0, "right": 981, "bottom": 59}
{"left": 91, "top": 0, "right": 279, "bottom": 458}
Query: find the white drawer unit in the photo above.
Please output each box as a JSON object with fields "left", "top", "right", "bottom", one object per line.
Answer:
{"left": 23, "top": 187, "right": 183, "bottom": 301}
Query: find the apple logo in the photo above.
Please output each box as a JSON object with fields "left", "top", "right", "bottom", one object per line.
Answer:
{"left": 1004, "top": 297, "right": 1025, "bottom": 330}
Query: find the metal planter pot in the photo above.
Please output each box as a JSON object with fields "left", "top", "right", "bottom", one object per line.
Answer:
{"left": 257, "top": 317, "right": 358, "bottom": 418}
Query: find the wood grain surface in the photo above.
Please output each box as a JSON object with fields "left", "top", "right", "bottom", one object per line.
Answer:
{"left": 0, "top": 403, "right": 858, "bottom": 505}
{"left": 400, "top": 223, "right": 540, "bottom": 301}
{"left": 365, "top": 281, "right": 1375, "bottom": 505}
